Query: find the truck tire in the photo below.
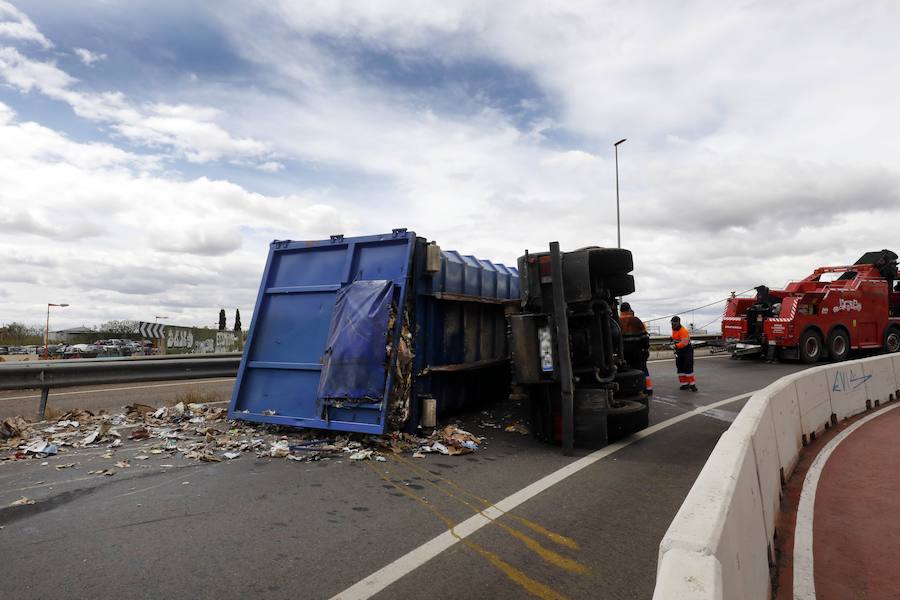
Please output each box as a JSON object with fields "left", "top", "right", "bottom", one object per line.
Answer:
{"left": 589, "top": 248, "right": 633, "bottom": 275}
{"left": 608, "top": 399, "right": 649, "bottom": 440}
{"left": 602, "top": 274, "right": 635, "bottom": 297}
{"left": 799, "top": 329, "right": 823, "bottom": 364}
{"left": 885, "top": 327, "right": 900, "bottom": 353}
{"left": 574, "top": 388, "right": 609, "bottom": 449}
{"left": 613, "top": 368, "right": 645, "bottom": 397}
{"left": 827, "top": 329, "right": 850, "bottom": 362}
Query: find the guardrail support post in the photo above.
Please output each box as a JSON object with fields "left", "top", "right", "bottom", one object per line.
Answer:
{"left": 38, "top": 386, "right": 50, "bottom": 421}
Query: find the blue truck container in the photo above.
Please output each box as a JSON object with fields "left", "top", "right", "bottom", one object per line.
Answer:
{"left": 228, "top": 229, "right": 519, "bottom": 434}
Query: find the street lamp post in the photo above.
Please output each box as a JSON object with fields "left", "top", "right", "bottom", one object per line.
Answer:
{"left": 614, "top": 138, "right": 627, "bottom": 248}
{"left": 44, "top": 303, "right": 69, "bottom": 360}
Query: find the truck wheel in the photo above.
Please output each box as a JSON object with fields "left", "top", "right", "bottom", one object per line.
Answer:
{"left": 885, "top": 327, "right": 900, "bottom": 353}
{"left": 613, "top": 368, "right": 645, "bottom": 397}
{"left": 799, "top": 330, "right": 823, "bottom": 364}
{"left": 602, "top": 274, "right": 635, "bottom": 297}
{"left": 827, "top": 329, "right": 850, "bottom": 362}
{"left": 588, "top": 248, "right": 633, "bottom": 275}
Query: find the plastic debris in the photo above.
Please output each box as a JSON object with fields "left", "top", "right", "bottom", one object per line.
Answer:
{"left": 55, "top": 463, "right": 76, "bottom": 470}
{"left": 223, "top": 451, "right": 241, "bottom": 460}
{"left": 24, "top": 440, "right": 58, "bottom": 456}
{"left": 11, "top": 496, "right": 34, "bottom": 506}
{"left": 114, "top": 460, "right": 130, "bottom": 469}
{"left": 349, "top": 449, "right": 373, "bottom": 460}
{"left": 374, "top": 455, "right": 387, "bottom": 462}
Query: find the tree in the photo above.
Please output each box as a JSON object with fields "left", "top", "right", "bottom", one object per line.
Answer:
{"left": 0, "top": 322, "right": 42, "bottom": 342}
{"left": 218, "top": 309, "right": 226, "bottom": 331}
{"left": 234, "top": 309, "right": 242, "bottom": 332}
{"left": 99, "top": 320, "right": 138, "bottom": 335}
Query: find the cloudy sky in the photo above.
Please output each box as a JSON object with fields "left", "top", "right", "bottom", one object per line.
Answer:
{"left": 1, "top": 1, "right": 898, "bottom": 333}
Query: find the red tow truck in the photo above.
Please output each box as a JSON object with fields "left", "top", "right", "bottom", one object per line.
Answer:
{"left": 722, "top": 250, "right": 900, "bottom": 363}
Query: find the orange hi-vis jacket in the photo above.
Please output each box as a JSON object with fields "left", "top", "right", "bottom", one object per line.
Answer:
{"left": 619, "top": 311, "right": 646, "bottom": 335}
{"left": 672, "top": 326, "right": 690, "bottom": 349}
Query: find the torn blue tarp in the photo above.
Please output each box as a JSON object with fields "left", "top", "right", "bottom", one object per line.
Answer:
{"left": 317, "top": 279, "right": 394, "bottom": 402}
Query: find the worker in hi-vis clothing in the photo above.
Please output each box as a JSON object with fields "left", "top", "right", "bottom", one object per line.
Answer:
{"left": 619, "top": 302, "right": 653, "bottom": 395}
{"left": 671, "top": 316, "right": 697, "bottom": 391}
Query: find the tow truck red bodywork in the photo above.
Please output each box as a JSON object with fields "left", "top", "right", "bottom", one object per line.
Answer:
{"left": 722, "top": 251, "right": 900, "bottom": 363}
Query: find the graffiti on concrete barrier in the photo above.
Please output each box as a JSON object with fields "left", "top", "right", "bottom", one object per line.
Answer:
{"left": 831, "top": 367, "right": 871, "bottom": 392}
{"left": 167, "top": 327, "right": 194, "bottom": 349}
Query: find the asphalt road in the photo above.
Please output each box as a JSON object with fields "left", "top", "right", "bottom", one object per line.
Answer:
{"left": 0, "top": 355, "right": 810, "bottom": 600}
{"left": 0, "top": 378, "right": 236, "bottom": 420}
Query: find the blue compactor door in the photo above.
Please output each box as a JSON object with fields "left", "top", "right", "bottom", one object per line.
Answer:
{"left": 228, "top": 231, "right": 416, "bottom": 434}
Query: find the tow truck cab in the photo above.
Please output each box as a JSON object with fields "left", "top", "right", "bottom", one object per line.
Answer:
{"left": 722, "top": 250, "right": 900, "bottom": 362}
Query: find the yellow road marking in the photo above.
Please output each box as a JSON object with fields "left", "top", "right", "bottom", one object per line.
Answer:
{"left": 364, "top": 461, "right": 570, "bottom": 600}
{"left": 386, "top": 457, "right": 588, "bottom": 575}
{"left": 392, "top": 453, "right": 580, "bottom": 550}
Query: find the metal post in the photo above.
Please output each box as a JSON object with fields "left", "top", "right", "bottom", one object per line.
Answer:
{"left": 38, "top": 386, "right": 49, "bottom": 421}
{"left": 549, "top": 242, "right": 575, "bottom": 456}
{"left": 614, "top": 138, "right": 627, "bottom": 249}
{"left": 44, "top": 304, "right": 50, "bottom": 360}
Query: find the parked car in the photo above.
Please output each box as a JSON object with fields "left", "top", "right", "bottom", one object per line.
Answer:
{"left": 0, "top": 346, "right": 8, "bottom": 355}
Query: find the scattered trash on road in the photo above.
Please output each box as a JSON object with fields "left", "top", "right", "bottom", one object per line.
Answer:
{"left": 11, "top": 496, "right": 34, "bottom": 506}
{"left": 1, "top": 400, "right": 490, "bottom": 470}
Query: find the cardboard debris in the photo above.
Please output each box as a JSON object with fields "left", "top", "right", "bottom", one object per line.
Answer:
{"left": 1, "top": 396, "right": 487, "bottom": 468}
{"left": 504, "top": 423, "right": 530, "bottom": 435}
{"left": 269, "top": 440, "right": 290, "bottom": 458}
{"left": 1, "top": 416, "right": 28, "bottom": 440}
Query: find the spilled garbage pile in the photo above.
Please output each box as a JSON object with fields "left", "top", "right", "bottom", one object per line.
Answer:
{"left": 0, "top": 404, "right": 484, "bottom": 470}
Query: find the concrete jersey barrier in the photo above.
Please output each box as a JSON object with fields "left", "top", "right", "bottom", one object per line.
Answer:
{"left": 652, "top": 354, "right": 900, "bottom": 599}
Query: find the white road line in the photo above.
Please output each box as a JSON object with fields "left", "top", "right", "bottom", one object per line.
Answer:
{"left": 0, "top": 378, "right": 235, "bottom": 402}
{"left": 793, "top": 402, "right": 900, "bottom": 600}
{"left": 330, "top": 390, "right": 757, "bottom": 600}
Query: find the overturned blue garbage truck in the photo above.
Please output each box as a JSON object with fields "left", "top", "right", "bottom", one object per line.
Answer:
{"left": 228, "top": 230, "right": 649, "bottom": 450}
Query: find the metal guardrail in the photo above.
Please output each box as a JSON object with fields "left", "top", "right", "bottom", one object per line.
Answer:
{"left": 0, "top": 356, "right": 240, "bottom": 420}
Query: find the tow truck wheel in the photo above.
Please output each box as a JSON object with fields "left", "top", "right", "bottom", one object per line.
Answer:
{"left": 799, "top": 330, "right": 823, "bottom": 364}
{"left": 885, "top": 327, "right": 900, "bottom": 353}
{"left": 827, "top": 329, "right": 850, "bottom": 362}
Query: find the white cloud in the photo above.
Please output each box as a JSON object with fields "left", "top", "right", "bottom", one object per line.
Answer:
{"left": 0, "top": 0, "right": 52, "bottom": 49}
{"left": 0, "top": 102, "right": 350, "bottom": 328}
{"left": 0, "top": 46, "right": 271, "bottom": 164}
{"left": 73, "top": 47, "right": 106, "bottom": 66}
{"left": 3, "top": 1, "right": 900, "bottom": 333}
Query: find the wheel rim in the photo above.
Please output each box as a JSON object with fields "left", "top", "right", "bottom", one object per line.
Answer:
{"left": 888, "top": 332, "right": 900, "bottom": 353}
{"left": 805, "top": 337, "right": 819, "bottom": 358}
{"left": 832, "top": 336, "right": 846, "bottom": 356}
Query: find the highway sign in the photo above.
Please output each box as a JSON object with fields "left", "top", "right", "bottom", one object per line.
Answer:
{"left": 138, "top": 321, "right": 166, "bottom": 338}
